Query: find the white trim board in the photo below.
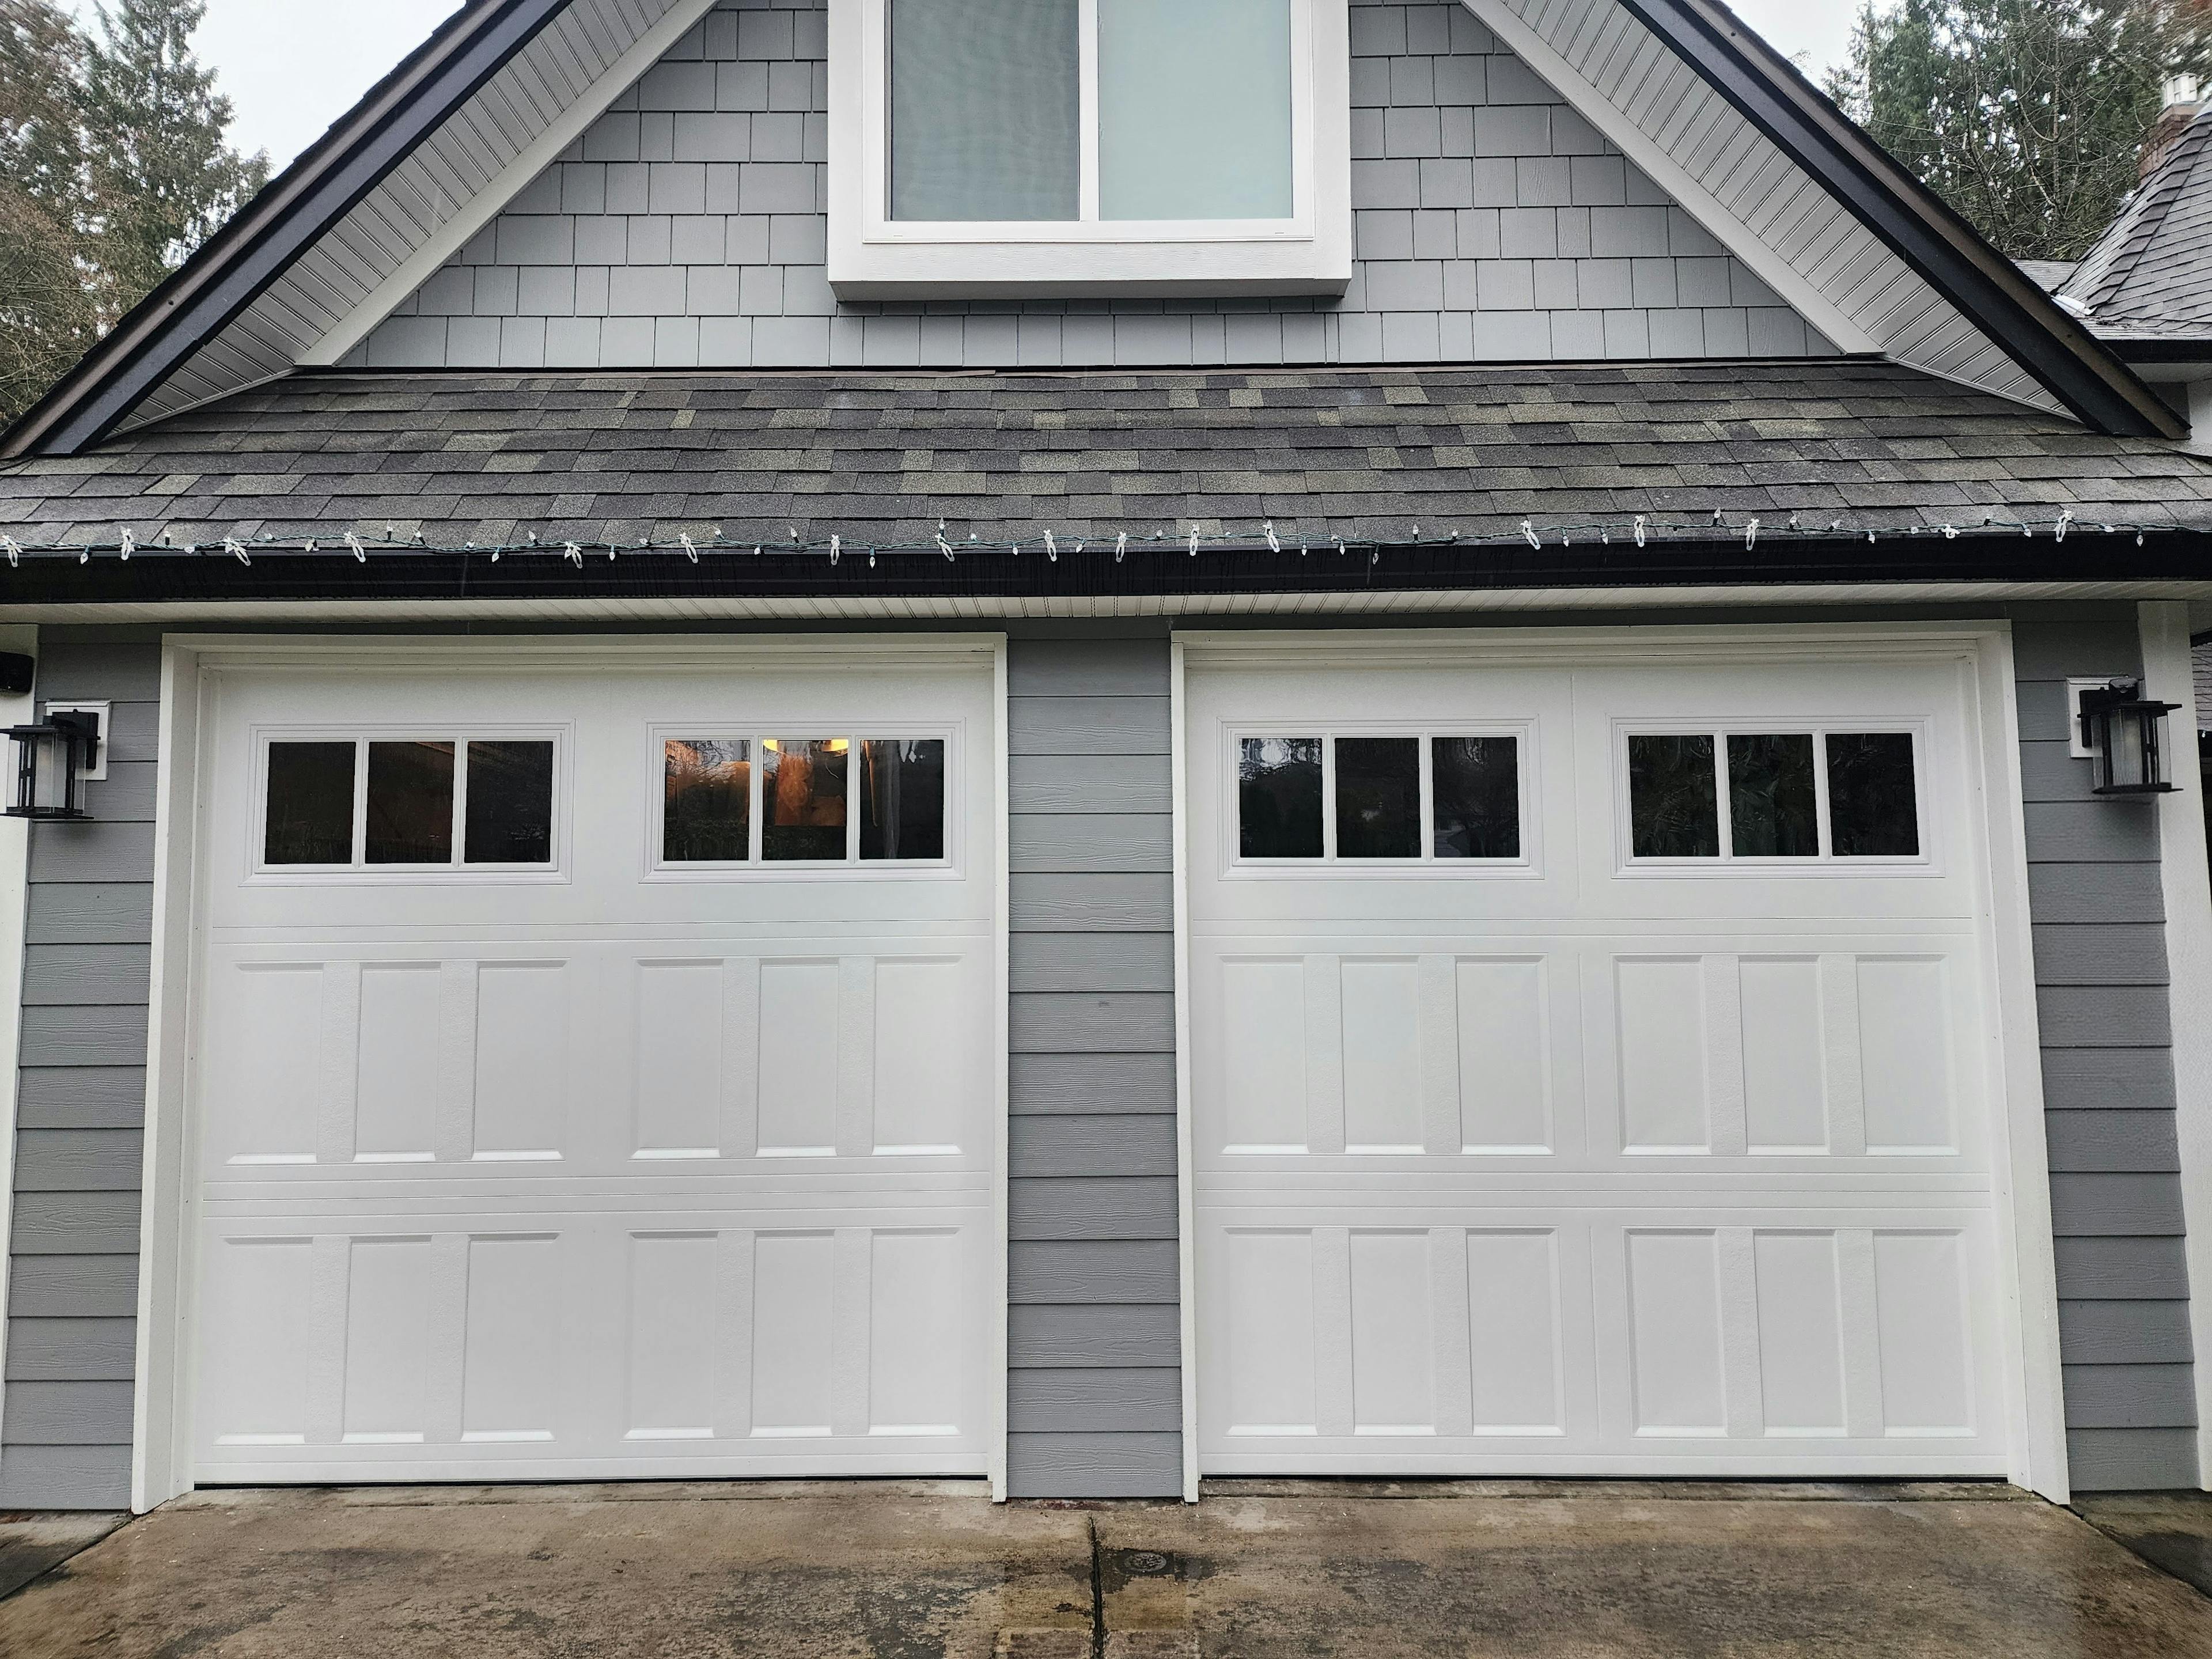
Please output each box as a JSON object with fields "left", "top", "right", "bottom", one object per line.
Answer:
{"left": 1170, "top": 638, "right": 1200, "bottom": 1504}
{"left": 1170, "top": 619, "right": 2068, "bottom": 1498}
{"left": 130, "top": 628, "right": 1011, "bottom": 1509}
{"left": 2140, "top": 600, "right": 2212, "bottom": 1488}
{"left": 298, "top": 0, "right": 726, "bottom": 369}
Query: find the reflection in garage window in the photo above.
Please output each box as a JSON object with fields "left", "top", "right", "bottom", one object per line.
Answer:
{"left": 1432, "top": 736, "right": 1520, "bottom": 859}
{"left": 664, "top": 739, "right": 752, "bottom": 862}
{"left": 1335, "top": 737, "right": 1421, "bottom": 858}
{"left": 1628, "top": 734, "right": 1720, "bottom": 858}
{"left": 1727, "top": 734, "right": 1818, "bottom": 858}
{"left": 264, "top": 741, "right": 356, "bottom": 865}
{"left": 464, "top": 741, "right": 556, "bottom": 864}
{"left": 1239, "top": 737, "right": 1323, "bottom": 858}
{"left": 861, "top": 739, "right": 946, "bottom": 861}
{"left": 765, "top": 738, "right": 850, "bottom": 861}
{"left": 1827, "top": 733, "right": 1919, "bottom": 857}
{"left": 366, "top": 741, "right": 456, "bottom": 865}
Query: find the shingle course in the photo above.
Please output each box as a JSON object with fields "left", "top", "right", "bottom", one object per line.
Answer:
{"left": 6, "top": 362, "right": 2212, "bottom": 556}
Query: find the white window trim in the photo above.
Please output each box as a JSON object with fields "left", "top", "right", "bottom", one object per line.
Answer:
{"left": 827, "top": 0, "right": 1353, "bottom": 297}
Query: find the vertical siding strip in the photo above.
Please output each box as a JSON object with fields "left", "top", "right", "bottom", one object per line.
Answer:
{"left": 1005, "top": 627, "right": 1181, "bottom": 1499}
{"left": 1, "top": 639, "right": 157, "bottom": 1511}
{"left": 2014, "top": 618, "right": 2198, "bottom": 1493}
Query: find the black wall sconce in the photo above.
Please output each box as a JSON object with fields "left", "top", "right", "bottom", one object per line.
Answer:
{"left": 2078, "top": 680, "right": 2180, "bottom": 797}
{"left": 6, "top": 709, "right": 101, "bottom": 820}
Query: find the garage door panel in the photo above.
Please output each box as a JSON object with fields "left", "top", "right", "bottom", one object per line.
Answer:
{"left": 1189, "top": 644, "right": 2016, "bottom": 1479}
{"left": 1196, "top": 1209, "right": 2005, "bottom": 1472}
{"left": 190, "top": 652, "right": 999, "bottom": 1484}
{"left": 193, "top": 1210, "right": 992, "bottom": 1478}
{"left": 198, "top": 940, "right": 995, "bottom": 1175}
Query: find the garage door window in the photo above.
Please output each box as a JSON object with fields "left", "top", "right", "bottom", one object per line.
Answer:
{"left": 1627, "top": 729, "right": 1920, "bottom": 863}
{"left": 1238, "top": 732, "right": 1524, "bottom": 863}
{"left": 660, "top": 735, "right": 949, "bottom": 867}
{"left": 263, "top": 736, "right": 558, "bottom": 870}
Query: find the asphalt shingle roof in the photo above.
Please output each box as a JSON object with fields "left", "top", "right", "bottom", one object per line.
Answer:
{"left": 2063, "top": 110, "right": 2212, "bottom": 344}
{"left": 3, "top": 362, "right": 2210, "bottom": 577}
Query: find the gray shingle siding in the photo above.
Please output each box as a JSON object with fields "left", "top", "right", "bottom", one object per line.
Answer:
{"left": 1005, "top": 625, "right": 1182, "bottom": 1498}
{"left": 351, "top": 0, "right": 1828, "bottom": 373}
{"left": 2015, "top": 616, "right": 2199, "bottom": 1490}
{"left": 1, "top": 637, "right": 156, "bottom": 1510}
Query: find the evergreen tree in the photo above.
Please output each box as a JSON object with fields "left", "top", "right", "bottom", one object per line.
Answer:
{"left": 83, "top": 0, "right": 268, "bottom": 314}
{"left": 0, "top": 0, "right": 98, "bottom": 423}
{"left": 1828, "top": 0, "right": 2207, "bottom": 263}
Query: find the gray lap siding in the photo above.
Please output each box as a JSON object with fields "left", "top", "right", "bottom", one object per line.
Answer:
{"left": 1005, "top": 625, "right": 1183, "bottom": 1498}
{"left": 1, "top": 637, "right": 158, "bottom": 1510}
{"left": 2013, "top": 617, "right": 2198, "bottom": 1490}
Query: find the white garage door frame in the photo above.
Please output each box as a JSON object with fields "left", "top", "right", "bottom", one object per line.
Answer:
{"left": 1169, "top": 621, "right": 2069, "bottom": 1503}
{"left": 128, "top": 632, "right": 1013, "bottom": 1513}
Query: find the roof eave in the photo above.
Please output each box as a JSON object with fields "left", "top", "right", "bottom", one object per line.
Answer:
{"left": 0, "top": 0, "right": 574, "bottom": 462}
{"left": 1615, "top": 0, "right": 2188, "bottom": 441}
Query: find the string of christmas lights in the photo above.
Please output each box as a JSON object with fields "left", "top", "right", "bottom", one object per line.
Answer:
{"left": 0, "top": 507, "right": 2177, "bottom": 570}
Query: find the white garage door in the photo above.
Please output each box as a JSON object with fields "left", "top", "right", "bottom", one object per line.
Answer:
{"left": 184, "top": 642, "right": 999, "bottom": 1483}
{"left": 1187, "top": 633, "right": 2017, "bottom": 1476}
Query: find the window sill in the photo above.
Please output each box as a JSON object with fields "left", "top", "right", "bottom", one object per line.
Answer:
{"left": 826, "top": 233, "right": 1351, "bottom": 301}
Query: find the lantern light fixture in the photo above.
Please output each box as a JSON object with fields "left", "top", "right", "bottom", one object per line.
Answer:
{"left": 5, "top": 709, "right": 102, "bottom": 820}
{"left": 2077, "top": 679, "right": 2180, "bottom": 797}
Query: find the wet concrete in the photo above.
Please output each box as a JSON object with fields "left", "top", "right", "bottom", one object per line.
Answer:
{"left": 1, "top": 1480, "right": 2208, "bottom": 1657}
{"left": 2077, "top": 1490, "right": 2212, "bottom": 1601}
{"left": 0, "top": 1513, "right": 124, "bottom": 1601}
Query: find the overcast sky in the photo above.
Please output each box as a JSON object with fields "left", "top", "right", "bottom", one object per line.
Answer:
{"left": 70, "top": 0, "right": 1861, "bottom": 174}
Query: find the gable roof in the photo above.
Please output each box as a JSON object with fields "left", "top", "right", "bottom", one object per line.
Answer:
{"left": 2061, "top": 107, "right": 2212, "bottom": 347}
{"left": 1, "top": 0, "right": 717, "bottom": 460}
{"left": 1, "top": 0, "right": 2188, "bottom": 458}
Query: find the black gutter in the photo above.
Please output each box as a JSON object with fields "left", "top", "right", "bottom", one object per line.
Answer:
{"left": 1614, "top": 0, "right": 2186, "bottom": 442}
{"left": 1, "top": 532, "right": 2206, "bottom": 606}
{"left": 0, "top": 0, "right": 573, "bottom": 461}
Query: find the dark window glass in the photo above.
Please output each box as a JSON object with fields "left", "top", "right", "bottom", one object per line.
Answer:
{"left": 264, "top": 742, "right": 355, "bottom": 865}
{"left": 1727, "top": 734, "right": 1819, "bottom": 858}
{"left": 1827, "top": 733, "right": 1919, "bottom": 857}
{"left": 764, "top": 739, "right": 850, "bottom": 861}
{"left": 465, "top": 741, "right": 556, "bottom": 864}
{"left": 861, "top": 739, "right": 946, "bottom": 861}
{"left": 1628, "top": 734, "right": 1720, "bottom": 858}
{"left": 1335, "top": 737, "right": 1421, "bottom": 859}
{"left": 1238, "top": 737, "right": 1322, "bottom": 858}
{"left": 664, "top": 739, "right": 751, "bottom": 862}
{"left": 1433, "top": 736, "right": 1521, "bottom": 859}
{"left": 365, "top": 741, "right": 456, "bottom": 865}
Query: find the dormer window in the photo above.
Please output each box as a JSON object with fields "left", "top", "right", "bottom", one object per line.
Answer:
{"left": 828, "top": 0, "right": 1351, "bottom": 297}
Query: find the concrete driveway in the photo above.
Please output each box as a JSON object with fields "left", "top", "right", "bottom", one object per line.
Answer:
{"left": 3, "top": 1480, "right": 2210, "bottom": 1657}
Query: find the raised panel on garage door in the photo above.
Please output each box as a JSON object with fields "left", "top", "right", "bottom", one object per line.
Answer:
{"left": 186, "top": 650, "right": 999, "bottom": 1482}
{"left": 1186, "top": 642, "right": 2012, "bottom": 1477}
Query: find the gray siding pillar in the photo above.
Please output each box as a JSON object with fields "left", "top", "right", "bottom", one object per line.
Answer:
{"left": 2, "top": 639, "right": 159, "bottom": 1509}
{"left": 2015, "top": 618, "right": 2198, "bottom": 1489}
{"left": 1005, "top": 626, "right": 1182, "bottom": 1497}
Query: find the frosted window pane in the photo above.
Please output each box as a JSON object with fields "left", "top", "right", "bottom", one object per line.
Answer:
{"left": 891, "top": 0, "right": 1080, "bottom": 221}
{"left": 1100, "top": 0, "right": 1293, "bottom": 220}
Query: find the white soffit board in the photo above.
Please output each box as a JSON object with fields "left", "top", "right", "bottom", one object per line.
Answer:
{"left": 1465, "top": 0, "right": 2063, "bottom": 416}
{"left": 123, "top": 0, "right": 722, "bottom": 433}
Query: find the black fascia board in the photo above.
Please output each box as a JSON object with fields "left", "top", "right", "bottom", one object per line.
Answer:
{"left": 1612, "top": 0, "right": 2186, "bottom": 442}
{"left": 0, "top": 0, "right": 573, "bottom": 462}
{"left": 2, "top": 531, "right": 2207, "bottom": 606}
{"left": 2107, "top": 339, "right": 2212, "bottom": 368}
